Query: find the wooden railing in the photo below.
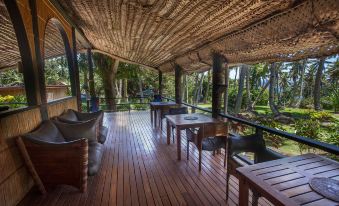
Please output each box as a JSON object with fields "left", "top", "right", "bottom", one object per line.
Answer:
{"left": 162, "top": 97, "right": 339, "bottom": 156}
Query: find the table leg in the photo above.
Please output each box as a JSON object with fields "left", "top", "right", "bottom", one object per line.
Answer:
{"left": 167, "top": 120, "right": 171, "bottom": 145}
{"left": 239, "top": 176, "right": 249, "bottom": 206}
{"left": 154, "top": 109, "right": 157, "bottom": 127}
{"left": 150, "top": 108, "right": 153, "bottom": 126}
{"left": 176, "top": 127, "right": 181, "bottom": 160}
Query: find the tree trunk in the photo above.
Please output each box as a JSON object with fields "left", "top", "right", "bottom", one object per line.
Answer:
{"left": 138, "top": 78, "right": 144, "bottom": 103}
{"left": 314, "top": 58, "right": 325, "bottom": 111}
{"left": 182, "top": 74, "right": 187, "bottom": 102}
{"left": 193, "top": 73, "right": 200, "bottom": 105}
{"left": 92, "top": 53, "right": 118, "bottom": 111}
{"left": 245, "top": 66, "right": 252, "bottom": 111}
{"left": 224, "top": 66, "right": 229, "bottom": 114}
{"left": 122, "top": 78, "right": 128, "bottom": 101}
{"left": 234, "top": 65, "right": 246, "bottom": 114}
{"left": 251, "top": 81, "right": 269, "bottom": 110}
{"left": 295, "top": 60, "right": 306, "bottom": 107}
{"left": 203, "top": 70, "right": 211, "bottom": 103}
{"left": 196, "top": 73, "right": 204, "bottom": 104}
{"left": 269, "top": 63, "right": 280, "bottom": 116}
{"left": 234, "top": 66, "right": 238, "bottom": 90}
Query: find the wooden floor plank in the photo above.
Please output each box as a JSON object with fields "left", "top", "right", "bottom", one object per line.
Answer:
{"left": 18, "top": 111, "right": 273, "bottom": 206}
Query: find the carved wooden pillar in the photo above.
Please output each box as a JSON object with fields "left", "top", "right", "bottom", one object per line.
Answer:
{"left": 174, "top": 64, "right": 183, "bottom": 104}
{"left": 212, "top": 53, "right": 225, "bottom": 118}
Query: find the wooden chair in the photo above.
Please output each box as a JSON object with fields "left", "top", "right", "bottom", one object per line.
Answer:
{"left": 186, "top": 122, "right": 228, "bottom": 171}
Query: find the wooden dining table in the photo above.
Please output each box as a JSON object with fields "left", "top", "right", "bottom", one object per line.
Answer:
{"left": 149, "top": 101, "right": 177, "bottom": 127}
{"left": 237, "top": 153, "right": 339, "bottom": 206}
{"left": 165, "top": 113, "right": 220, "bottom": 160}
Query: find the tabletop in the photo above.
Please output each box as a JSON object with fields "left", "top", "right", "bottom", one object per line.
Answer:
{"left": 237, "top": 153, "right": 339, "bottom": 206}
{"left": 149, "top": 101, "right": 177, "bottom": 106}
{"left": 165, "top": 113, "right": 219, "bottom": 127}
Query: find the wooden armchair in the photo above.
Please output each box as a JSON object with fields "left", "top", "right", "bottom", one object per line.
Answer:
{"left": 186, "top": 122, "right": 228, "bottom": 171}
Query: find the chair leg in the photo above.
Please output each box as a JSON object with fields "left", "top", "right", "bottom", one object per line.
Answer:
{"left": 226, "top": 172, "right": 230, "bottom": 203}
{"left": 252, "top": 190, "right": 259, "bottom": 206}
{"left": 198, "top": 149, "right": 202, "bottom": 171}
{"left": 172, "top": 127, "right": 175, "bottom": 143}
{"left": 224, "top": 151, "right": 227, "bottom": 168}
{"left": 186, "top": 141, "right": 189, "bottom": 160}
{"left": 212, "top": 150, "right": 216, "bottom": 156}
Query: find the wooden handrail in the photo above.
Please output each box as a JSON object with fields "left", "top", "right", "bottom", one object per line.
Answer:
{"left": 162, "top": 96, "right": 339, "bottom": 155}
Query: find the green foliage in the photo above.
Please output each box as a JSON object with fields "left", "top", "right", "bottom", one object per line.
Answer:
{"left": 0, "top": 69, "right": 23, "bottom": 86}
{"left": 44, "top": 56, "right": 69, "bottom": 85}
{"left": 295, "top": 118, "right": 321, "bottom": 154}
{"left": 309, "top": 111, "right": 333, "bottom": 121}
{"left": 330, "top": 86, "right": 339, "bottom": 112}
{"left": 0, "top": 95, "right": 27, "bottom": 108}
{"left": 255, "top": 116, "right": 285, "bottom": 149}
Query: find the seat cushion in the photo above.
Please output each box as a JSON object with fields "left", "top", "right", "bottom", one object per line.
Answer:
{"left": 98, "top": 126, "right": 108, "bottom": 144}
{"left": 59, "top": 109, "right": 79, "bottom": 122}
{"left": 23, "top": 120, "right": 65, "bottom": 143}
{"left": 53, "top": 119, "right": 97, "bottom": 143}
{"left": 88, "top": 142, "right": 104, "bottom": 176}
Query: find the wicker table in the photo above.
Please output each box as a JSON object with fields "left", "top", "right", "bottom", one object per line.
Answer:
{"left": 166, "top": 113, "right": 220, "bottom": 160}
{"left": 149, "top": 102, "right": 177, "bottom": 128}
{"left": 237, "top": 153, "right": 339, "bottom": 206}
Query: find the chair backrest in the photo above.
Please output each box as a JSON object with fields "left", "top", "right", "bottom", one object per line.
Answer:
{"left": 199, "top": 122, "right": 228, "bottom": 139}
{"left": 169, "top": 107, "right": 188, "bottom": 115}
{"left": 153, "top": 94, "right": 162, "bottom": 102}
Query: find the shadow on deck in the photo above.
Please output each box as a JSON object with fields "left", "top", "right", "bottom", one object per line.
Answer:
{"left": 19, "top": 111, "right": 272, "bottom": 206}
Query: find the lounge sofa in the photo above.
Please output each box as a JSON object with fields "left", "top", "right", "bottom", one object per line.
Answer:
{"left": 57, "top": 109, "right": 108, "bottom": 144}
{"left": 17, "top": 119, "right": 104, "bottom": 193}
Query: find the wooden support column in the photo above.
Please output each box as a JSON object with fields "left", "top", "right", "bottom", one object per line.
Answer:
{"left": 72, "top": 27, "right": 82, "bottom": 111}
{"left": 212, "top": 53, "right": 225, "bottom": 118}
{"left": 5, "top": 0, "right": 41, "bottom": 107}
{"left": 174, "top": 64, "right": 183, "bottom": 104}
{"left": 87, "top": 49, "right": 96, "bottom": 98}
{"left": 224, "top": 64, "right": 229, "bottom": 114}
{"left": 158, "top": 70, "right": 163, "bottom": 96}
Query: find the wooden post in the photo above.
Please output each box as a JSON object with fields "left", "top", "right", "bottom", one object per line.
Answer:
{"left": 87, "top": 49, "right": 96, "bottom": 98}
{"left": 224, "top": 64, "right": 229, "bottom": 114}
{"left": 212, "top": 53, "right": 225, "bottom": 118}
{"left": 72, "top": 27, "right": 82, "bottom": 111}
{"left": 158, "top": 70, "right": 163, "bottom": 96}
{"left": 174, "top": 64, "right": 183, "bottom": 104}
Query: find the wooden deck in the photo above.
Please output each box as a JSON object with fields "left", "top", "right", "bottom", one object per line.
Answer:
{"left": 19, "top": 111, "right": 272, "bottom": 206}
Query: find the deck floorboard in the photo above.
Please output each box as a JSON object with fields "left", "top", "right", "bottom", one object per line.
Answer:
{"left": 18, "top": 111, "right": 272, "bottom": 206}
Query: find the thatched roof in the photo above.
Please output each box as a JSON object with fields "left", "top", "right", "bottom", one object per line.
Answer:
{"left": 58, "top": 0, "right": 339, "bottom": 72}
{"left": 1, "top": 0, "right": 338, "bottom": 72}
{"left": 0, "top": 0, "right": 83, "bottom": 70}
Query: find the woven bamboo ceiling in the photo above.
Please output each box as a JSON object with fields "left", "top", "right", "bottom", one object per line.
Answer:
{"left": 58, "top": 0, "right": 339, "bottom": 72}
{"left": 1, "top": 0, "right": 339, "bottom": 72}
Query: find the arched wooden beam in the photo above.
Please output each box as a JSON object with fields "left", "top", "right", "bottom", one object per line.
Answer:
{"left": 43, "top": 18, "right": 78, "bottom": 97}
{"left": 4, "top": 0, "right": 39, "bottom": 106}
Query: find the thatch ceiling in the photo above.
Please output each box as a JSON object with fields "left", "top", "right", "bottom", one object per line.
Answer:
{"left": 58, "top": 0, "right": 339, "bottom": 72}
{"left": 1, "top": 0, "right": 338, "bottom": 72}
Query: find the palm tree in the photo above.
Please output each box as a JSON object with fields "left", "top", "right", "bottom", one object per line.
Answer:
{"left": 314, "top": 57, "right": 325, "bottom": 110}
{"left": 269, "top": 63, "right": 280, "bottom": 116}
{"left": 234, "top": 65, "right": 247, "bottom": 113}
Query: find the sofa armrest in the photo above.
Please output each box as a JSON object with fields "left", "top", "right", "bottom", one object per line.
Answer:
{"left": 17, "top": 137, "right": 88, "bottom": 193}
{"left": 73, "top": 110, "right": 103, "bottom": 125}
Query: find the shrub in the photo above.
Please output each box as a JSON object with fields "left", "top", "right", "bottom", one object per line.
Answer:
{"left": 295, "top": 118, "right": 321, "bottom": 154}
{"left": 309, "top": 111, "right": 333, "bottom": 121}
{"left": 255, "top": 116, "right": 285, "bottom": 149}
{"left": 321, "top": 96, "right": 333, "bottom": 110}
{"left": 300, "top": 97, "right": 313, "bottom": 109}
{"left": 0, "top": 95, "right": 27, "bottom": 108}
{"left": 330, "top": 87, "right": 339, "bottom": 113}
